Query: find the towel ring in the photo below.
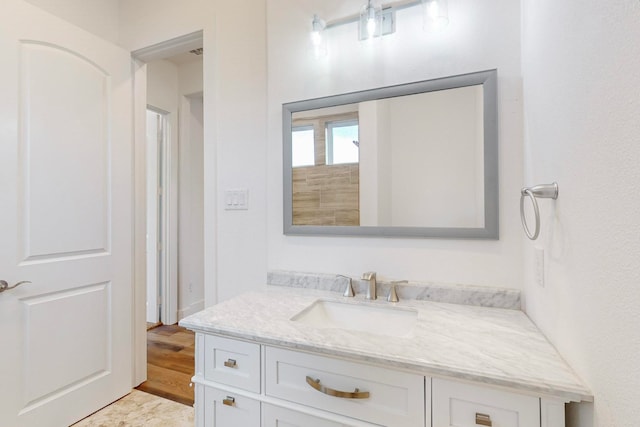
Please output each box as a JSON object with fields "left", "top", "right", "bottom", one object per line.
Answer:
{"left": 520, "top": 182, "right": 558, "bottom": 240}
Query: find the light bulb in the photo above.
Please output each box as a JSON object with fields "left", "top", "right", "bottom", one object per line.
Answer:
{"left": 422, "top": 0, "right": 449, "bottom": 31}
{"left": 311, "top": 14, "right": 325, "bottom": 46}
{"left": 366, "top": 17, "right": 376, "bottom": 38}
{"left": 427, "top": 1, "right": 439, "bottom": 20}
{"left": 311, "top": 30, "right": 322, "bottom": 47}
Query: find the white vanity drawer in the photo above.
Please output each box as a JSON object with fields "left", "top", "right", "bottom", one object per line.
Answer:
{"left": 432, "top": 378, "right": 540, "bottom": 427}
{"left": 265, "top": 346, "right": 425, "bottom": 427}
{"left": 204, "top": 335, "right": 261, "bottom": 393}
{"left": 262, "top": 403, "right": 350, "bottom": 427}
{"left": 203, "top": 386, "right": 260, "bottom": 427}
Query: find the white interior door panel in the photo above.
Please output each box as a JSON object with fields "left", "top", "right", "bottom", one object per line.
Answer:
{"left": 0, "top": 1, "right": 133, "bottom": 426}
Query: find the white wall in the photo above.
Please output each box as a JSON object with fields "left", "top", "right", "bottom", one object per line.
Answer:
{"left": 267, "top": 0, "right": 523, "bottom": 288}
{"left": 386, "top": 87, "right": 484, "bottom": 227}
{"left": 177, "top": 60, "right": 204, "bottom": 319}
{"left": 178, "top": 93, "right": 205, "bottom": 319}
{"left": 23, "top": 0, "right": 119, "bottom": 43}
{"left": 359, "top": 100, "right": 383, "bottom": 225}
{"left": 179, "top": 58, "right": 204, "bottom": 96}
{"left": 119, "top": 0, "right": 268, "bottom": 305}
{"left": 360, "top": 89, "right": 483, "bottom": 228}
{"left": 522, "top": 0, "right": 640, "bottom": 425}
{"left": 147, "top": 60, "right": 179, "bottom": 112}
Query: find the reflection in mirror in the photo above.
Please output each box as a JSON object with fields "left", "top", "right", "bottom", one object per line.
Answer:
{"left": 283, "top": 69, "right": 498, "bottom": 239}
{"left": 292, "top": 105, "right": 360, "bottom": 226}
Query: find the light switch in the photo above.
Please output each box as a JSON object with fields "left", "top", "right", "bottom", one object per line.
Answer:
{"left": 224, "top": 189, "right": 249, "bottom": 210}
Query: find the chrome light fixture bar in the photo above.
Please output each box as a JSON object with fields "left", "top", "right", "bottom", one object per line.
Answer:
{"left": 311, "top": 0, "right": 449, "bottom": 44}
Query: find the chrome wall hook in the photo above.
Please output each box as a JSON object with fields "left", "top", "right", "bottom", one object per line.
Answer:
{"left": 520, "top": 182, "right": 558, "bottom": 240}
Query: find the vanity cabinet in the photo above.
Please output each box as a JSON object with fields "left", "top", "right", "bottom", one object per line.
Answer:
{"left": 193, "top": 333, "right": 565, "bottom": 427}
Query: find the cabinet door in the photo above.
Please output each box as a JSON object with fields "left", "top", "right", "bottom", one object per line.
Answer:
{"left": 432, "top": 378, "right": 540, "bottom": 427}
{"left": 204, "top": 335, "right": 261, "bottom": 393}
{"left": 203, "top": 387, "right": 260, "bottom": 427}
{"left": 262, "top": 404, "right": 353, "bottom": 427}
{"left": 265, "top": 346, "right": 425, "bottom": 427}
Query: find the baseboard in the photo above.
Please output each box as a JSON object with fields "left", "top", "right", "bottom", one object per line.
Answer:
{"left": 178, "top": 299, "right": 204, "bottom": 320}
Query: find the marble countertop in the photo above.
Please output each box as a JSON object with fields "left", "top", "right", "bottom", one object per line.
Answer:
{"left": 180, "top": 286, "right": 592, "bottom": 402}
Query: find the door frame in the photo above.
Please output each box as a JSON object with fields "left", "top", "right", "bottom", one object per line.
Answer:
{"left": 131, "top": 30, "right": 204, "bottom": 386}
{"left": 145, "top": 106, "right": 173, "bottom": 326}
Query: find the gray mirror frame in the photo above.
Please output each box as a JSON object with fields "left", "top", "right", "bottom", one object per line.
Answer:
{"left": 283, "top": 69, "right": 498, "bottom": 239}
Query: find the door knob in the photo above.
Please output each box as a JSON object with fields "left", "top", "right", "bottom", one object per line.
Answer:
{"left": 0, "top": 280, "right": 31, "bottom": 293}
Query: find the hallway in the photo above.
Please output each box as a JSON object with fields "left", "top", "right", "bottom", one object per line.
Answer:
{"left": 136, "top": 325, "right": 195, "bottom": 406}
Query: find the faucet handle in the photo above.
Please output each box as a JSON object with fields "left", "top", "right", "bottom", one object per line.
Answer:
{"left": 337, "top": 275, "right": 354, "bottom": 297}
{"left": 388, "top": 280, "right": 408, "bottom": 303}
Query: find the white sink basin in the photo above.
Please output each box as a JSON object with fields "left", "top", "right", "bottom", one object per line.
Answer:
{"left": 290, "top": 299, "right": 417, "bottom": 337}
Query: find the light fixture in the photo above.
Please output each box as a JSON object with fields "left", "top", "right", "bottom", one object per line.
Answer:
{"left": 310, "top": 14, "right": 325, "bottom": 47}
{"left": 309, "top": 0, "right": 449, "bottom": 56}
{"left": 422, "top": 0, "right": 449, "bottom": 31}
{"left": 309, "top": 14, "right": 327, "bottom": 57}
{"left": 360, "top": 0, "right": 382, "bottom": 40}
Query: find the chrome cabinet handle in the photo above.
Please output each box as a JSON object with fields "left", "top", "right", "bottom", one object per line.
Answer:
{"left": 305, "top": 376, "right": 370, "bottom": 399}
{"left": 222, "top": 396, "right": 235, "bottom": 407}
{"left": 476, "top": 413, "right": 492, "bottom": 426}
{"left": 224, "top": 359, "right": 237, "bottom": 368}
{"left": 0, "top": 280, "right": 31, "bottom": 293}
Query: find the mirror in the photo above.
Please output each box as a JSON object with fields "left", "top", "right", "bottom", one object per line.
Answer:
{"left": 283, "top": 69, "right": 498, "bottom": 239}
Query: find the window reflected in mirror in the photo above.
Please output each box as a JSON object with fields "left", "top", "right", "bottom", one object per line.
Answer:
{"left": 326, "top": 120, "right": 359, "bottom": 165}
{"left": 292, "top": 108, "right": 360, "bottom": 226}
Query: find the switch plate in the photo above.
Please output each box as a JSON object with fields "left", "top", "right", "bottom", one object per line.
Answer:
{"left": 534, "top": 247, "right": 545, "bottom": 287}
{"left": 224, "top": 189, "right": 249, "bottom": 210}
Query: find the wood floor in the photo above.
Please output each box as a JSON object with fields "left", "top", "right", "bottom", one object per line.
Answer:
{"left": 136, "top": 324, "right": 195, "bottom": 406}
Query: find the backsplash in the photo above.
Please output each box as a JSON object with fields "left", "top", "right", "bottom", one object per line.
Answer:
{"left": 267, "top": 270, "right": 521, "bottom": 310}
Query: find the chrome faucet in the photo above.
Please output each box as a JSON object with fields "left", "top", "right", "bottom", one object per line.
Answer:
{"left": 362, "top": 272, "right": 377, "bottom": 300}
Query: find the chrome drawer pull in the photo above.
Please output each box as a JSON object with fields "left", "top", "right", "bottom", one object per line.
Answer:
{"left": 305, "top": 376, "right": 370, "bottom": 399}
{"left": 475, "top": 413, "right": 492, "bottom": 426}
{"left": 224, "top": 359, "right": 237, "bottom": 368}
{"left": 222, "top": 396, "right": 236, "bottom": 407}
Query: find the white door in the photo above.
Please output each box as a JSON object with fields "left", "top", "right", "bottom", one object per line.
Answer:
{"left": 0, "top": 2, "right": 133, "bottom": 426}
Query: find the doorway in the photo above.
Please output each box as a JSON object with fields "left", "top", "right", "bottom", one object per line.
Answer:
{"left": 132, "top": 31, "right": 204, "bottom": 392}
{"left": 140, "top": 41, "right": 205, "bottom": 327}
